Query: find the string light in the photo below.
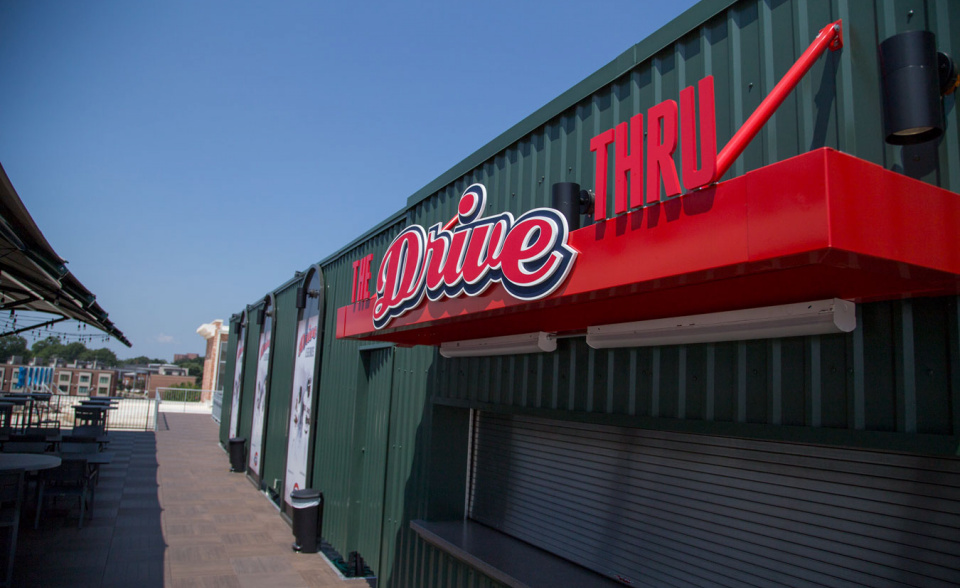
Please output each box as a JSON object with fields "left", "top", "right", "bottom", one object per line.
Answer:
{"left": 0, "top": 311, "right": 117, "bottom": 344}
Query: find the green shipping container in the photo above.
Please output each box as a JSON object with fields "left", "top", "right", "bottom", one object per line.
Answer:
{"left": 219, "top": 1, "right": 960, "bottom": 586}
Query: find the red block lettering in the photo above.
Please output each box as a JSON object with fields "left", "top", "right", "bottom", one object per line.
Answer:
{"left": 614, "top": 113, "right": 644, "bottom": 213}
{"left": 646, "top": 99, "right": 681, "bottom": 201}
{"left": 680, "top": 76, "right": 717, "bottom": 189}
{"left": 590, "top": 129, "right": 615, "bottom": 221}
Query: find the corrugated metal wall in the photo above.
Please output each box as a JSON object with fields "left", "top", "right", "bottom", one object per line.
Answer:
{"left": 311, "top": 228, "right": 404, "bottom": 556}
{"left": 220, "top": 1, "right": 960, "bottom": 586}
{"left": 405, "top": 0, "right": 960, "bottom": 223}
{"left": 433, "top": 297, "right": 960, "bottom": 445}
{"left": 471, "top": 412, "right": 960, "bottom": 588}
{"left": 260, "top": 283, "right": 298, "bottom": 499}
{"left": 218, "top": 316, "right": 241, "bottom": 448}
{"left": 237, "top": 301, "right": 263, "bottom": 446}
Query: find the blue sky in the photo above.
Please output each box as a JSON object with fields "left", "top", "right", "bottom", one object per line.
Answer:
{"left": 0, "top": 1, "right": 698, "bottom": 361}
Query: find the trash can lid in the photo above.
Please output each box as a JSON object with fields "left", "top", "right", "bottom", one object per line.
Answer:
{"left": 291, "top": 488, "right": 321, "bottom": 500}
{"left": 229, "top": 437, "right": 246, "bottom": 443}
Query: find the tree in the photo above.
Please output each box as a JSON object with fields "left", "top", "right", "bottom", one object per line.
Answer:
{"left": 0, "top": 336, "right": 29, "bottom": 361}
{"left": 59, "top": 341, "right": 87, "bottom": 362}
{"left": 120, "top": 356, "right": 165, "bottom": 366}
{"left": 31, "top": 336, "right": 63, "bottom": 361}
{"left": 174, "top": 356, "right": 205, "bottom": 378}
{"left": 82, "top": 347, "right": 119, "bottom": 366}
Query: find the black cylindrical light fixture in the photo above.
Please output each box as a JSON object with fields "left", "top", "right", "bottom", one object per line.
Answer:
{"left": 880, "top": 30, "right": 943, "bottom": 145}
{"left": 551, "top": 182, "right": 581, "bottom": 230}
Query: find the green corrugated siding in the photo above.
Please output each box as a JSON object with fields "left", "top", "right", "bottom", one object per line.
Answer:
{"left": 238, "top": 301, "right": 264, "bottom": 445}
{"left": 354, "top": 347, "right": 394, "bottom": 573}
{"left": 377, "top": 345, "right": 434, "bottom": 587}
{"left": 402, "top": 0, "right": 960, "bottom": 233}
{"left": 229, "top": 2, "right": 960, "bottom": 586}
{"left": 431, "top": 297, "right": 960, "bottom": 446}
{"left": 260, "top": 283, "right": 298, "bottom": 499}
{"left": 218, "top": 316, "right": 241, "bottom": 448}
{"left": 312, "top": 226, "right": 405, "bottom": 564}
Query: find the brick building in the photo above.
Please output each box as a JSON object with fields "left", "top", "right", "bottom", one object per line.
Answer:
{"left": 197, "top": 320, "right": 229, "bottom": 393}
{"left": 1, "top": 358, "right": 118, "bottom": 396}
{"left": 118, "top": 363, "right": 194, "bottom": 398}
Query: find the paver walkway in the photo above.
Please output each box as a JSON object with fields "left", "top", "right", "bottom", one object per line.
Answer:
{"left": 14, "top": 412, "right": 357, "bottom": 588}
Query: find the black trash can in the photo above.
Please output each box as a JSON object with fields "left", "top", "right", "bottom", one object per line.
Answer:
{"left": 228, "top": 437, "right": 246, "bottom": 473}
{"left": 290, "top": 489, "right": 323, "bottom": 553}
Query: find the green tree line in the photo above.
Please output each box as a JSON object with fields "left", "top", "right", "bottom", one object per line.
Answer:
{"left": 0, "top": 336, "right": 205, "bottom": 376}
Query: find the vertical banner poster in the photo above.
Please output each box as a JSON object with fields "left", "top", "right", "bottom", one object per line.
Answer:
{"left": 284, "top": 312, "right": 318, "bottom": 506}
{"left": 228, "top": 323, "right": 246, "bottom": 439}
{"left": 248, "top": 318, "right": 272, "bottom": 474}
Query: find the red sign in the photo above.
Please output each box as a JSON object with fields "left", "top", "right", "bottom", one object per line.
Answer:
{"left": 371, "top": 184, "right": 577, "bottom": 330}
{"left": 337, "top": 149, "right": 960, "bottom": 345}
{"left": 590, "top": 76, "right": 717, "bottom": 220}
{"left": 351, "top": 254, "right": 373, "bottom": 303}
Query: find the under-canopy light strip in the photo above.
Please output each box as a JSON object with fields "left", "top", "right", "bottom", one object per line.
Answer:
{"left": 440, "top": 332, "right": 557, "bottom": 358}
{"left": 586, "top": 299, "right": 856, "bottom": 349}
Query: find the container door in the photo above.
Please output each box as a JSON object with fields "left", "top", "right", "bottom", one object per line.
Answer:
{"left": 470, "top": 412, "right": 960, "bottom": 587}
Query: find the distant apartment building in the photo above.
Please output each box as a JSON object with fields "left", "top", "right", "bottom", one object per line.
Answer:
{"left": 118, "top": 363, "right": 194, "bottom": 398}
{"left": 197, "top": 320, "right": 229, "bottom": 392}
{"left": 173, "top": 353, "right": 199, "bottom": 362}
{"left": 1, "top": 357, "right": 117, "bottom": 396}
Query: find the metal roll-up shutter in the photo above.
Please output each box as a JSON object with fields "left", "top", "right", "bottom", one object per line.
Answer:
{"left": 469, "top": 412, "right": 960, "bottom": 588}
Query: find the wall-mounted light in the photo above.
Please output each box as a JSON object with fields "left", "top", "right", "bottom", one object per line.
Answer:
{"left": 880, "top": 30, "right": 958, "bottom": 145}
{"left": 551, "top": 183, "right": 594, "bottom": 231}
{"left": 585, "top": 299, "right": 856, "bottom": 349}
{"left": 439, "top": 332, "right": 557, "bottom": 358}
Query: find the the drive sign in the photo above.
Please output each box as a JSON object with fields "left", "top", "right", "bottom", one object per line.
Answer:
{"left": 372, "top": 184, "right": 577, "bottom": 329}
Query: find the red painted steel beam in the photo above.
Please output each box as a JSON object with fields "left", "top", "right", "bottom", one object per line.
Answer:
{"left": 714, "top": 20, "right": 843, "bottom": 181}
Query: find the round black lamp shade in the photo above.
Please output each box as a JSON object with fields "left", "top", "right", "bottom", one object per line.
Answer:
{"left": 880, "top": 30, "right": 943, "bottom": 145}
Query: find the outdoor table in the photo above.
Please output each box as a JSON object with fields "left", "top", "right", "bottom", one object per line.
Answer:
{"left": 8, "top": 430, "right": 61, "bottom": 442}
{"left": 69, "top": 451, "right": 113, "bottom": 486}
{"left": 73, "top": 405, "right": 110, "bottom": 433}
{"left": 0, "top": 452, "right": 61, "bottom": 472}
{"left": 78, "top": 404, "right": 116, "bottom": 431}
{"left": 0, "top": 397, "right": 28, "bottom": 430}
{"left": 61, "top": 434, "right": 110, "bottom": 444}
{"left": 2, "top": 394, "right": 52, "bottom": 431}
{"left": 82, "top": 452, "right": 113, "bottom": 465}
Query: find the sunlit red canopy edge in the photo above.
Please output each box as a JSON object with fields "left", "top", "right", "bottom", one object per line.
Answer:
{"left": 337, "top": 148, "right": 960, "bottom": 347}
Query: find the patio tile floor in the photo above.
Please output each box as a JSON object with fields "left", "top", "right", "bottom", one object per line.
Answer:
{"left": 12, "top": 413, "right": 361, "bottom": 588}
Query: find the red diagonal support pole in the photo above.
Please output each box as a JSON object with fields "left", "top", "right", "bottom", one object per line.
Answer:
{"left": 714, "top": 20, "right": 843, "bottom": 181}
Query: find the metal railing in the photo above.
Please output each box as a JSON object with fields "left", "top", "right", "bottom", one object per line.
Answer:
{"left": 49, "top": 394, "right": 159, "bottom": 431}
{"left": 211, "top": 389, "right": 223, "bottom": 424}
{"left": 156, "top": 387, "right": 214, "bottom": 414}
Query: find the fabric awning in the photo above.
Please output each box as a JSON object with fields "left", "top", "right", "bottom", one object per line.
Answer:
{"left": 0, "top": 162, "right": 130, "bottom": 346}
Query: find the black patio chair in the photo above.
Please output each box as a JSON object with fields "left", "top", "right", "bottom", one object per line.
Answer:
{"left": 0, "top": 469, "right": 24, "bottom": 587}
{"left": 34, "top": 458, "right": 95, "bottom": 529}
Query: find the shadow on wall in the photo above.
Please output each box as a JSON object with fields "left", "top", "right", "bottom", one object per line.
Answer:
{"left": 380, "top": 350, "right": 508, "bottom": 588}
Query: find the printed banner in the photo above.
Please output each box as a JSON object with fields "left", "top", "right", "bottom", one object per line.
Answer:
{"left": 283, "top": 312, "right": 318, "bottom": 506}
{"left": 248, "top": 325, "right": 271, "bottom": 474}
{"left": 228, "top": 325, "right": 246, "bottom": 439}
